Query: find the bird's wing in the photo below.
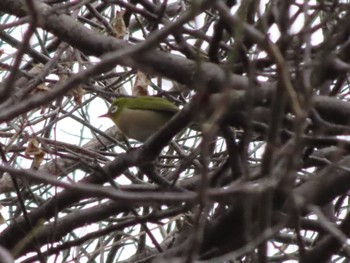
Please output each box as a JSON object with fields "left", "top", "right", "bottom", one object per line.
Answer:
{"left": 128, "top": 96, "right": 179, "bottom": 113}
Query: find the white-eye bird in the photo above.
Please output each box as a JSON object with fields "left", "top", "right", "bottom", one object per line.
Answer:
{"left": 100, "top": 96, "right": 179, "bottom": 142}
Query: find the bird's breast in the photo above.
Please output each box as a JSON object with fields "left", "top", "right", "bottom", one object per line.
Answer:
{"left": 116, "top": 108, "right": 174, "bottom": 142}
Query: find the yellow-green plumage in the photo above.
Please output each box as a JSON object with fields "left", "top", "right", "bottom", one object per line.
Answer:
{"left": 104, "top": 96, "right": 179, "bottom": 142}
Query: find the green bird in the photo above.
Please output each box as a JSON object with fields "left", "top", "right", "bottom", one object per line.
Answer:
{"left": 100, "top": 96, "right": 179, "bottom": 142}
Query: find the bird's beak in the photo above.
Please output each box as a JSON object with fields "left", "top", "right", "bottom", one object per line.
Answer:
{"left": 99, "top": 113, "right": 110, "bottom": 118}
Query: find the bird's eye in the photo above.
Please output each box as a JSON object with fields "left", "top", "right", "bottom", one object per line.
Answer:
{"left": 110, "top": 106, "right": 118, "bottom": 114}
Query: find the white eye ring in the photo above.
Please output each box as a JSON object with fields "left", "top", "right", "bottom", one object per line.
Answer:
{"left": 110, "top": 105, "right": 118, "bottom": 114}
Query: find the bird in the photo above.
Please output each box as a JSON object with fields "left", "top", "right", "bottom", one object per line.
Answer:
{"left": 100, "top": 96, "right": 179, "bottom": 142}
